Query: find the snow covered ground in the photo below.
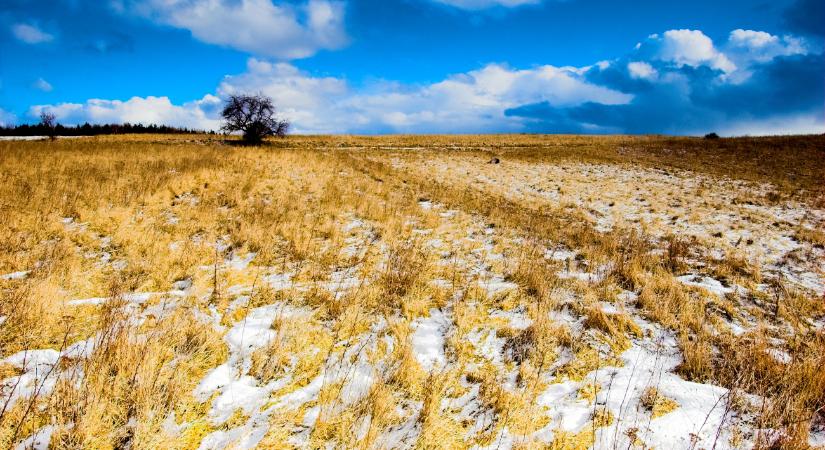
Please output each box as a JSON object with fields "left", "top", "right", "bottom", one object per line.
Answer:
{"left": 390, "top": 156, "right": 825, "bottom": 299}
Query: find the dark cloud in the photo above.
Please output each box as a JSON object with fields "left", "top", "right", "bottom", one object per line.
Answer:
{"left": 506, "top": 52, "right": 825, "bottom": 135}
{"left": 784, "top": 0, "right": 825, "bottom": 37}
{"left": 692, "top": 53, "right": 824, "bottom": 115}
{"left": 583, "top": 62, "right": 658, "bottom": 95}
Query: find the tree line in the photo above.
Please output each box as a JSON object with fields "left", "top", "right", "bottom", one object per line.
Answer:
{"left": 2, "top": 94, "right": 288, "bottom": 144}
{"left": 0, "top": 122, "right": 210, "bottom": 137}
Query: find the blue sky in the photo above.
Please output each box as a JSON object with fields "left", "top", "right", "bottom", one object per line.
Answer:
{"left": 1, "top": 0, "right": 823, "bottom": 134}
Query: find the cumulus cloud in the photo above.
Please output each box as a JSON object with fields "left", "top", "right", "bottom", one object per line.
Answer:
{"left": 507, "top": 30, "right": 825, "bottom": 136}
{"left": 29, "top": 95, "right": 223, "bottom": 130}
{"left": 216, "top": 59, "right": 348, "bottom": 133}
{"left": 431, "top": 0, "right": 540, "bottom": 10}
{"left": 33, "top": 78, "right": 53, "bottom": 92}
{"left": 25, "top": 27, "right": 824, "bottom": 136}
{"left": 641, "top": 29, "right": 736, "bottom": 73}
{"left": 627, "top": 61, "right": 656, "bottom": 80}
{"left": 26, "top": 58, "right": 630, "bottom": 134}
{"left": 360, "top": 64, "right": 629, "bottom": 132}
{"left": 217, "top": 59, "right": 631, "bottom": 133}
{"left": 725, "top": 29, "right": 807, "bottom": 65}
{"left": 123, "top": 0, "right": 347, "bottom": 59}
{"left": 11, "top": 23, "right": 54, "bottom": 44}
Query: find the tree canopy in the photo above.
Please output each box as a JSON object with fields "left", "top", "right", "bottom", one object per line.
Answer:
{"left": 221, "top": 94, "right": 289, "bottom": 144}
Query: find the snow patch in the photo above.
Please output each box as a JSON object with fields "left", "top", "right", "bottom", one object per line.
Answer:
{"left": 677, "top": 274, "right": 734, "bottom": 298}
{"left": 411, "top": 309, "right": 450, "bottom": 372}
{"left": 15, "top": 425, "right": 55, "bottom": 450}
{"left": 0, "top": 270, "right": 30, "bottom": 280}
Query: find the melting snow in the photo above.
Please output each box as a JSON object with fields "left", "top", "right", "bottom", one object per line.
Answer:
{"left": 490, "top": 307, "right": 532, "bottom": 330}
{"left": 677, "top": 274, "right": 735, "bottom": 298}
{"left": 779, "top": 269, "right": 825, "bottom": 296}
{"left": 1, "top": 338, "right": 99, "bottom": 410}
{"left": 0, "top": 270, "right": 29, "bottom": 280}
{"left": 480, "top": 276, "right": 518, "bottom": 296}
{"left": 324, "top": 267, "right": 363, "bottom": 299}
{"left": 224, "top": 303, "right": 310, "bottom": 373}
{"left": 15, "top": 425, "right": 55, "bottom": 450}
{"left": 545, "top": 248, "right": 577, "bottom": 261}
{"left": 66, "top": 291, "right": 156, "bottom": 307}
{"left": 192, "top": 300, "right": 315, "bottom": 445}
{"left": 467, "top": 328, "right": 505, "bottom": 367}
{"left": 227, "top": 252, "right": 256, "bottom": 271}
{"left": 544, "top": 325, "right": 745, "bottom": 450}
{"left": 557, "top": 270, "right": 603, "bottom": 284}
{"left": 411, "top": 308, "right": 450, "bottom": 371}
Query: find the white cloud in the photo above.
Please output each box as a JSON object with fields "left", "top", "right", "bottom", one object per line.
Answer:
{"left": 29, "top": 95, "right": 223, "bottom": 130}
{"left": 627, "top": 61, "right": 657, "bottom": 80}
{"left": 431, "top": 0, "right": 540, "bottom": 10}
{"left": 33, "top": 78, "right": 53, "bottom": 92}
{"left": 125, "top": 0, "right": 347, "bottom": 59}
{"left": 729, "top": 29, "right": 778, "bottom": 49}
{"left": 647, "top": 29, "right": 736, "bottom": 73}
{"left": 11, "top": 23, "right": 54, "bottom": 44}
{"left": 217, "top": 59, "right": 632, "bottom": 133}
{"left": 28, "top": 58, "right": 631, "bottom": 134}
{"left": 26, "top": 26, "right": 818, "bottom": 136}
{"left": 217, "top": 59, "right": 348, "bottom": 133}
{"left": 634, "top": 28, "right": 812, "bottom": 85}
{"left": 726, "top": 29, "right": 807, "bottom": 64}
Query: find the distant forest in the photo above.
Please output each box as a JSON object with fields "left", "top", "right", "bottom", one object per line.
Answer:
{"left": 0, "top": 122, "right": 211, "bottom": 136}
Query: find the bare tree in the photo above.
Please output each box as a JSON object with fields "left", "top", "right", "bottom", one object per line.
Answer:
{"left": 221, "top": 94, "right": 289, "bottom": 145}
{"left": 39, "top": 111, "right": 57, "bottom": 141}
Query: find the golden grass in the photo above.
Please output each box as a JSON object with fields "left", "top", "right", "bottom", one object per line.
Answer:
{"left": 1, "top": 134, "right": 823, "bottom": 449}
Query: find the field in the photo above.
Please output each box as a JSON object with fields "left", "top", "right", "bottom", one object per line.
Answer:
{"left": 1, "top": 134, "right": 824, "bottom": 449}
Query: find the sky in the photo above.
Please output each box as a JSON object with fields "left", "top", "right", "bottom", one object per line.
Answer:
{"left": 1, "top": 0, "right": 823, "bottom": 135}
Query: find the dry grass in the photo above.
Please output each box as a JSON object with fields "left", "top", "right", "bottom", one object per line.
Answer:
{"left": 1, "top": 134, "right": 823, "bottom": 449}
